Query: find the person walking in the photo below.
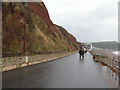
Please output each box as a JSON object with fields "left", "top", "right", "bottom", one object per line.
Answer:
{"left": 79, "top": 47, "right": 85, "bottom": 59}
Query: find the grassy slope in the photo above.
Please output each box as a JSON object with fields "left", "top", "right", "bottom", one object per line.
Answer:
{"left": 2, "top": 2, "right": 79, "bottom": 53}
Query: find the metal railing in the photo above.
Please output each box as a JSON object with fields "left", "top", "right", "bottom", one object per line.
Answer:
{"left": 2, "top": 51, "right": 77, "bottom": 57}
{"left": 93, "top": 54, "right": 120, "bottom": 79}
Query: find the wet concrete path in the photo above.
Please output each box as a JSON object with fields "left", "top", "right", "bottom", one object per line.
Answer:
{"left": 3, "top": 52, "right": 108, "bottom": 88}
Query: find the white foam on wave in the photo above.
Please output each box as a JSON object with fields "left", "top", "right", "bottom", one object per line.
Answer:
{"left": 113, "top": 51, "right": 119, "bottom": 55}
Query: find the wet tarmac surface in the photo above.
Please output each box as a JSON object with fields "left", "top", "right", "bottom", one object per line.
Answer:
{"left": 3, "top": 53, "right": 108, "bottom": 88}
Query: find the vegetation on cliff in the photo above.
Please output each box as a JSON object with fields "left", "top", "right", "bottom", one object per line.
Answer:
{"left": 2, "top": 2, "right": 80, "bottom": 53}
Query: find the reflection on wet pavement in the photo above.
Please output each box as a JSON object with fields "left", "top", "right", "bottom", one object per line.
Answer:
{"left": 2, "top": 52, "right": 117, "bottom": 88}
{"left": 100, "top": 66, "right": 118, "bottom": 88}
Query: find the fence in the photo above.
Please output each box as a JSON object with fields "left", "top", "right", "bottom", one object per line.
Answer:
{"left": 92, "top": 53, "right": 120, "bottom": 80}
{"left": 2, "top": 51, "right": 76, "bottom": 57}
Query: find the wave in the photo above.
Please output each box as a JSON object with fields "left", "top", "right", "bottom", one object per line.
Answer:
{"left": 113, "top": 51, "right": 120, "bottom": 56}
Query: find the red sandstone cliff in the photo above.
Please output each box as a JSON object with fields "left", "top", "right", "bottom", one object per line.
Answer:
{"left": 2, "top": 2, "right": 80, "bottom": 53}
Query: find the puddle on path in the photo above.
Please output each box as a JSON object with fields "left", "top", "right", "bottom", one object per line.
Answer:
{"left": 98, "top": 64, "right": 118, "bottom": 88}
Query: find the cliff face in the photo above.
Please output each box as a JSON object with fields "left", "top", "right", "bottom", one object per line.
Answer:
{"left": 28, "top": 2, "right": 58, "bottom": 32}
{"left": 55, "top": 25, "right": 79, "bottom": 50}
{"left": 2, "top": 2, "right": 79, "bottom": 53}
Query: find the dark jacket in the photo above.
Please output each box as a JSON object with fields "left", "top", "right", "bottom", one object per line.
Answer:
{"left": 79, "top": 49, "right": 84, "bottom": 55}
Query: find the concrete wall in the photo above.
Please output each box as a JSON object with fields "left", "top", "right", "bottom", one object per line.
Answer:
{"left": 2, "top": 51, "right": 78, "bottom": 72}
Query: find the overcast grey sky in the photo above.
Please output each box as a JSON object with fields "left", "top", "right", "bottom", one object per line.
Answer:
{"left": 43, "top": 0, "right": 118, "bottom": 43}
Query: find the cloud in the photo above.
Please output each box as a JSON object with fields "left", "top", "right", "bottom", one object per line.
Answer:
{"left": 43, "top": 0, "right": 118, "bottom": 42}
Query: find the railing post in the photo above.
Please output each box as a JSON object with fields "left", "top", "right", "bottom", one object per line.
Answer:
{"left": 112, "top": 58, "right": 114, "bottom": 76}
{"left": 115, "top": 60, "right": 117, "bottom": 80}
{"left": 118, "top": 61, "right": 119, "bottom": 80}
{"left": 110, "top": 58, "right": 112, "bottom": 74}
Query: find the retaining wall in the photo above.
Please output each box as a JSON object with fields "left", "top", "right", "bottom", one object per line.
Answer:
{"left": 2, "top": 51, "right": 78, "bottom": 72}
